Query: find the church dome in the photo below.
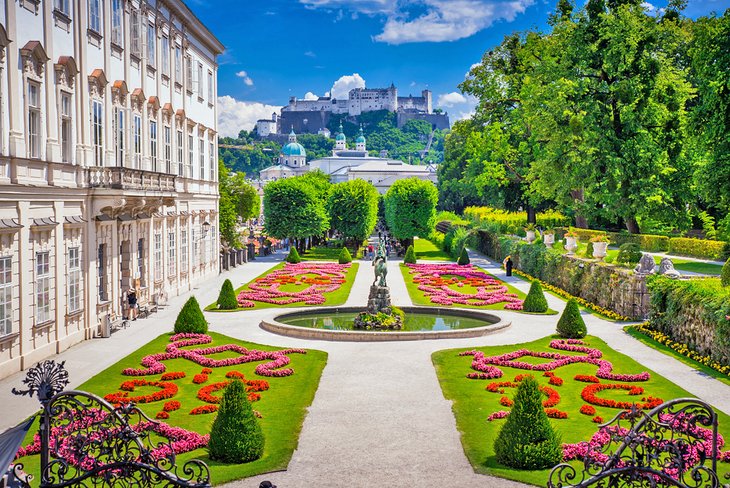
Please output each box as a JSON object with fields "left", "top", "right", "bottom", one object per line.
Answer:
{"left": 336, "top": 132, "right": 346, "bottom": 141}
{"left": 355, "top": 134, "right": 366, "bottom": 143}
{"left": 282, "top": 141, "right": 306, "bottom": 157}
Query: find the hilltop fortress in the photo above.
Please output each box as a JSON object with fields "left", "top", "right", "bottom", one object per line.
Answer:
{"left": 256, "top": 84, "right": 450, "bottom": 136}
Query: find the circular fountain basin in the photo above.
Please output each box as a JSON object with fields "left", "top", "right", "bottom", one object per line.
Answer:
{"left": 260, "top": 306, "right": 510, "bottom": 341}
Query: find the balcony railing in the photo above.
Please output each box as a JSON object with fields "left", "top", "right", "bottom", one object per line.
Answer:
{"left": 88, "top": 167, "right": 176, "bottom": 192}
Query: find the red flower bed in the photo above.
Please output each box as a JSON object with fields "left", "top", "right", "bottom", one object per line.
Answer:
{"left": 548, "top": 376, "right": 564, "bottom": 386}
{"left": 580, "top": 405, "right": 596, "bottom": 416}
{"left": 486, "top": 375, "right": 561, "bottom": 411}
{"left": 156, "top": 411, "right": 170, "bottom": 419}
{"left": 592, "top": 416, "right": 604, "bottom": 423}
{"left": 201, "top": 368, "right": 213, "bottom": 374}
{"left": 581, "top": 383, "right": 663, "bottom": 410}
{"left": 574, "top": 374, "right": 600, "bottom": 383}
{"left": 500, "top": 396, "right": 513, "bottom": 407}
{"left": 190, "top": 405, "right": 219, "bottom": 415}
{"left": 197, "top": 378, "right": 269, "bottom": 405}
{"left": 545, "top": 408, "right": 568, "bottom": 419}
{"left": 161, "top": 371, "right": 186, "bottom": 380}
{"left": 163, "top": 401, "right": 181, "bottom": 412}
{"left": 192, "top": 374, "right": 208, "bottom": 384}
{"left": 104, "top": 380, "right": 178, "bottom": 405}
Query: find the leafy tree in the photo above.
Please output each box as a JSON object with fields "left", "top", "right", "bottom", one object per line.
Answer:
{"left": 174, "top": 297, "right": 207, "bottom": 334}
{"left": 338, "top": 247, "right": 352, "bottom": 264}
{"left": 327, "top": 179, "right": 379, "bottom": 245}
{"left": 218, "top": 160, "right": 241, "bottom": 248}
{"left": 384, "top": 177, "right": 438, "bottom": 246}
{"left": 523, "top": 281, "right": 548, "bottom": 313}
{"left": 208, "top": 379, "right": 265, "bottom": 463}
{"left": 494, "top": 376, "right": 562, "bottom": 469}
{"left": 217, "top": 279, "right": 238, "bottom": 310}
{"left": 556, "top": 298, "right": 587, "bottom": 338}
{"left": 264, "top": 177, "right": 329, "bottom": 250}
{"left": 230, "top": 173, "right": 261, "bottom": 222}
{"left": 403, "top": 245, "right": 417, "bottom": 264}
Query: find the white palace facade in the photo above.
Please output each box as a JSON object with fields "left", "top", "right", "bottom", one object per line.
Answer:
{"left": 0, "top": 0, "right": 224, "bottom": 378}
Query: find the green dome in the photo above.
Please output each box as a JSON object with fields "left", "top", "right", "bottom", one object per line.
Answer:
{"left": 356, "top": 134, "right": 366, "bottom": 143}
{"left": 282, "top": 142, "right": 306, "bottom": 157}
{"left": 336, "top": 132, "right": 346, "bottom": 141}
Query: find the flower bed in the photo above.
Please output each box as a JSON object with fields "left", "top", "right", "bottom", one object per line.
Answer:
{"left": 404, "top": 263, "right": 524, "bottom": 309}
{"left": 235, "top": 262, "right": 352, "bottom": 308}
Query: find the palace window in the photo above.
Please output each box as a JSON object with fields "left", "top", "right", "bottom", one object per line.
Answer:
{"left": 197, "top": 62, "right": 203, "bottom": 99}
{"left": 192, "top": 228, "right": 198, "bottom": 267}
{"left": 185, "top": 54, "right": 193, "bottom": 94}
{"left": 199, "top": 137, "right": 205, "bottom": 181}
{"left": 188, "top": 134, "right": 194, "bottom": 178}
{"left": 137, "top": 238, "right": 145, "bottom": 285}
{"left": 68, "top": 247, "right": 81, "bottom": 312}
{"left": 114, "top": 107, "right": 125, "bottom": 166}
{"left": 36, "top": 251, "right": 51, "bottom": 324}
{"left": 131, "top": 9, "right": 141, "bottom": 56}
{"left": 180, "top": 230, "right": 188, "bottom": 272}
{"left": 209, "top": 142, "right": 215, "bottom": 181}
{"left": 91, "top": 99, "right": 103, "bottom": 166}
{"left": 60, "top": 92, "right": 72, "bottom": 163}
{"left": 167, "top": 231, "right": 175, "bottom": 277}
{"left": 207, "top": 71, "right": 213, "bottom": 103}
{"left": 97, "top": 244, "right": 106, "bottom": 302}
{"left": 177, "top": 129, "right": 184, "bottom": 176}
{"left": 111, "top": 0, "right": 123, "bottom": 45}
{"left": 161, "top": 36, "right": 170, "bottom": 77}
{"left": 27, "top": 81, "right": 41, "bottom": 159}
{"left": 153, "top": 232, "right": 162, "bottom": 282}
{"left": 164, "top": 125, "right": 171, "bottom": 173}
{"left": 210, "top": 225, "right": 216, "bottom": 264}
{"left": 147, "top": 23, "right": 156, "bottom": 67}
{"left": 199, "top": 224, "right": 207, "bottom": 265}
{"left": 150, "top": 121, "right": 158, "bottom": 171}
{"left": 0, "top": 257, "right": 12, "bottom": 336}
{"left": 175, "top": 46, "right": 182, "bottom": 83}
{"left": 133, "top": 114, "right": 142, "bottom": 168}
{"left": 88, "top": 0, "right": 102, "bottom": 34}
{"left": 55, "top": 0, "right": 70, "bottom": 16}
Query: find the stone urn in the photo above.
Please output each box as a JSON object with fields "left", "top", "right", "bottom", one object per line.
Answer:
{"left": 565, "top": 236, "right": 578, "bottom": 255}
{"left": 543, "top": 233, "right": 555, "bottom": 247}
{"left": 592, "top": 241, "right": 609, "bottom": 260}
{"left": 525, "top": 230, "right": 536, "bottom": 243}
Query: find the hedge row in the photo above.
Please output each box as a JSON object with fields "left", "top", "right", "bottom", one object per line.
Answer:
{"left": 647, "top": 276, "right": 730, "bottom": 366}
{"left": 667, "top": 237, "right": 729, "bottom": 261}
{"left": 464, "top": 207, "right": 569, "bottom": 233}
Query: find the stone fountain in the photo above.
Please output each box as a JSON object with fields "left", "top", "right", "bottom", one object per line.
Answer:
{"left": 353, "top": 240, "right": 403, "bottom": 330}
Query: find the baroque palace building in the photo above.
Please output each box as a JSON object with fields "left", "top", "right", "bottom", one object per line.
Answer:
{"left": 0, "top": 0, "right": 224, "bottom": 378}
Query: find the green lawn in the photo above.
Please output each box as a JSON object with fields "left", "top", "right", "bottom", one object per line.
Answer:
{"left": 300, "top": 244, "right": 364, "bottom": 261}
{"left": 413, "top": 237, "right": 453, "bottom": 261}
{"left": 399, "top": 263, "right": 553, "bottom": 313}
{"left": 206, "top": 262, "right": 359, "bottom": 311}
{"left": 432, "top": 335, "right": 730, "bottom": 486}
{"left": 16, "top": 331, "right": 327, "bottom": 485}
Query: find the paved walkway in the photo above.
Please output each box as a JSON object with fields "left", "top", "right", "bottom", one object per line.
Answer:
{"left": 4, "top": 247, "right": 730, "bottom": 488}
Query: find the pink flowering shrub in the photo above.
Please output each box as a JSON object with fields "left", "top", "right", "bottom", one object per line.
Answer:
{"left": 236, "top": 262, "right": 350, "bottom": 307}
{"left": 122, "top": 333, "right": 306, "bottom": 377}
{"left": 405, "top": 263, "right": 524, "bottom": 309}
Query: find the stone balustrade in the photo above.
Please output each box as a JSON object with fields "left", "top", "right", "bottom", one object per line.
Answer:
{"left": 87, "top": 167, "right": 177, "bottom": 192}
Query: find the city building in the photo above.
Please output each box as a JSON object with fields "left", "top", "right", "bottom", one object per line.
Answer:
{"left": 255, "top": 112, "right": 277, "bottom": 137}
{"left": 0, "top": 0, "right": 224, "bottom": 379}
{"left": 259, "top": 125, "right": 437, "bottom": 193}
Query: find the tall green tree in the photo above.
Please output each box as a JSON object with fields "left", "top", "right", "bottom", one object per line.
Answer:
{"left": 218, "top": 160, "right": 241, "bottom": 247}
{"left": 229, "top": 173, "right": 261, "bottom": 222}
{"left": 384, "top": 177, "right": 438, "bottom": 245}
{"left": 327, "top": 179, "right": 379, "bottom": 245}
{"left": 263, "top": 177, "right": 329, "bottom": 250}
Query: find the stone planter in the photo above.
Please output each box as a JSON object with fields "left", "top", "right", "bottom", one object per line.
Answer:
{"left": 525, "top": 230, "right": 536, "bottom": 243}
{"left": 543, "top": 233, "right": 555, "bottom": 247}
{"left": 565, "top": 236, "right": 578, "bottom": 255}
{"left": 592, "top": 241, "right": 609, "bottom": 260}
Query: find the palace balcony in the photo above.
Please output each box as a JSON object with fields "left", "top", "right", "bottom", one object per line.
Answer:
{"left": 87, "top": 167, "right": 176, "bottom": 192}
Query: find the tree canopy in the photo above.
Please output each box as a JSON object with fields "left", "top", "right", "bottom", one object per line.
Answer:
{"left": 384, "top": 177, "right": 438, "bottom": 243}
{"left": 263, "top": 176, "right": 329, "bottom": 241}
{"left": 327, "top": 179, "right": 379, "bottom": 244}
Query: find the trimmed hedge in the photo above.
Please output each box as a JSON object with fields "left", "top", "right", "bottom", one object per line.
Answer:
{"left": 457, "top": 247, "right": 470, "bottom": 265}
{"left": 556, "top": 298, "right": 587, "bottom": 338}
{"left": 616, "top": 243, "right": 642, "bottom": 265}
{"left": 523, "top": 281, "right": 548, "bottom": 313}
{"left": 174, "top": 296, "right": 207, "bottom": 334}
{"left": 493, "top": 376, "right": 563, "bottom": 469}
{"left": 667, "top": 237, "right": 728, "bottom": 260}
{"left": 208, "top": 379, "right": 265, "bottom": 463}
{"left": 722, "top": 258, "right": 730, "bottom": 287}
{"left": 404, "top": 245, "right": 417, "bottom": 264}
{"left": 285, "top": 247, "right": 301, "bottom": 263}
{"left": 216, "top": 279, "right": 238, "bottom": 310}
{"left": 464, "top": 207, "right": 569, "bottom": 233}
{"left": 338, "top": 247, "right": 352, "bottom": 264}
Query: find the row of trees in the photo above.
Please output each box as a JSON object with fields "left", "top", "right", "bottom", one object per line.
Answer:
{"left": 438, "top": 0, "right": 730, "bottom": 234}
{"left": 263, "top": 173, "right": 438, "bottom": 250}
{"left": 218, "top": 160, "right": 261, "bottom": 248}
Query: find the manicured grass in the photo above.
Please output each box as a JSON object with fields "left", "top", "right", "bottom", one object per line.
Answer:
{"left": 300, "top": 244, "right": 364, "bottom": 261}
{"left": 625, "top": 325, "right": 730, "bottom": 388}
{"left": 413, "top": 237, "right": 453, "bottom": 261}
{"left": 206, "top": 262, "right": 359, "bottom": 311}
{"left": 399, "top": 263, "right": 547, "bottom": 313}
{"left": 432, "top": 335, "right": 730, "bottom": 485}
{"left": 16, "top": 332, "right": 327, "bottom": 485}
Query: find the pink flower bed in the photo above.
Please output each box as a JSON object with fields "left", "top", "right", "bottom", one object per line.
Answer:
{"left": 122, "top": 333, "right": 306, "bottom": 377}
{"left": 460, "top": 339, "right": 650, "bottom": 382}
{"left": 405, "top": 263, "right": 524, "bottom": 309}
{"left": 236, "top": 262, "right": 351, "bottom": 307}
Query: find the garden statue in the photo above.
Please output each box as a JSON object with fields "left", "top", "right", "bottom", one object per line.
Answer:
{"left": 634, "top": 253, "right": 656, "bottom": 275}
{"left": 658, "top": 257, "right": 681, "bottom": 279}
{"left": 354, "top": 239, "right": 402, "bottom": 329}
{"left": 372, "top": 241, "right": 388, "bottom": 287}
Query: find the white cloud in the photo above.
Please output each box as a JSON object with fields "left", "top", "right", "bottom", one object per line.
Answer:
{"left": 330, "top": 73, "right": 366, "bottom": 100}
{"left": 301, "top": 0, "right": 534, "bottom": 44}
{"left": 641, "top": 2, "right": 665, "bottom": 15}
{"left": 304, "top": 50, "right": 316, "bottom": 57}
{"left": 217, "top": 95, "right": 281, "bottom": 137}
{"left": 304, "top": 91, "right": 319, "bottom": 100}
{"left": 437, "top": 92, "right": 467, "bottom": 107}
{"left": 235, "top": 70, "right": 254, "bottom": 86}
{"left": 436, "top": 92, "right": 477, "bottom": 121}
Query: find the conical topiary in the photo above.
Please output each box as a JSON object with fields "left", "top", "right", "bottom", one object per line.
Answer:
{"left": 174, "top": 296, "right": 207, "bottom": 334}
{"left": 556, "top": 298, "right": 586, "bottom": 338}
{"left": 217, "top": 279, "right": 238, "bottom": 310}
{"left": 457, "top": 247, "right": 470, "bottom": 265}
{"left": 208, "top": 379, "right": 265, "bottom": 463}
{"left": 722, "top": 258, "right": 730, "bottom": 287}
{"left": 338, "top": 247, "right": 352, "bottom": 264}
{"left": 286, "top": 247, "right": 301, "bottom": 263}
{"left": 494, "top": 376, "right": 562, "bottom": 469}
{"left": 404, "top": 245, "right": 417, "bottom": 264}
{"left": 522, "top": 281, "right": 548, "bottom": 313}
{"left": 584, "top": 241, "right": 594, "bottom": 258}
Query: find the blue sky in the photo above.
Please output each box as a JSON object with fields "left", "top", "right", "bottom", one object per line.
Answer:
{"left": 190, "top": 0, "right": 730, "bottom": 137}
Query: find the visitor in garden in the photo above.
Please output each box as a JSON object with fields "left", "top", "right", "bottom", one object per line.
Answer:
{"left": 504, "top": 256, "right": 513, "bottom": 277}
{"left": 127, "top": 287, "right": 138, "bottom": 321}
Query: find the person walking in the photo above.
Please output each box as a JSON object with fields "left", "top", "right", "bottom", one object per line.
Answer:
{"left": 127, "top": 287, "right": 139, "bottom": 321}
{"left": 504, "top": 256, "right": 513, "bottom": 277}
